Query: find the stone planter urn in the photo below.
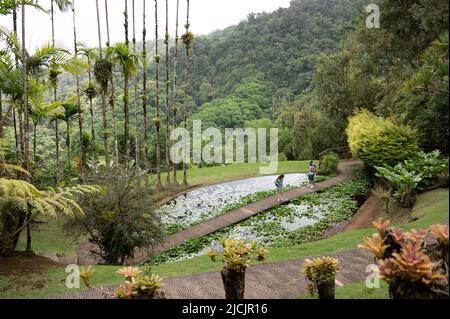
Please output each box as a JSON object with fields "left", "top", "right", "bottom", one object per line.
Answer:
{"left": 221, "top": 267, "right": 246, "bottom": 299}
{"left": 317, "top": 279, "right": 336, "bottom": 299}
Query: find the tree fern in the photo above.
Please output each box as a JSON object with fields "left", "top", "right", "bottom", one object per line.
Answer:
{"left": 0, "top": 178, "right": 100, "bottom": 255}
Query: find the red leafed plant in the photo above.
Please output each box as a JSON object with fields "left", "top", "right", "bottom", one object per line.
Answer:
{"left": 359, "top": 218, "right": 449, "bottom": 299}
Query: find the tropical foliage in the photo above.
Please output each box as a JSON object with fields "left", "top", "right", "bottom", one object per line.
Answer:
{"left": 375, "top": 150, "right": 449, "bottom": 207}
{"left": 359, "top": 218, "right": 449, "bottom": 299}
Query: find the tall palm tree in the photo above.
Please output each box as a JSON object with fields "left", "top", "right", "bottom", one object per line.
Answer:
{"left": 142, "top": 0, "right": 151, "bottom": 188}
{"left": 29, "top": 98, "right": 62, "bottom": 163}
{"left": 56, "top": 97, "right": 80, "bottom": 177}
{"left": 95, "top": 0, "right": 110, "bottom": 167}
{"left": 51, "top": 0, "right": 72, "bottom": 186}
{"left": 132, "top": 0, "right": 140, "bottom": 174}
{"left": 20, "top": 0, "right": 31, "bottom": 251}
{"left": 108, "top": 43, "right": 140, "bottom": 167}
{"left": 0, "top": 90, "right": 3, "bottom": 138}
{"left": 70, "top": 0, "right": 85, "bottom": 181}
{"left": 182, "top": 0, "right": 192, "bottom": 186}
{"left": 12, "top": 5, "right": 20, "bottom": 160}
{"left": 171, "top": 0, "right": 180, "bottom": 185}
{"left": 164, "top": 0, "right": 171, "bottom": 186}
{"left": 79, "top": 45, "right": 98, "bottom": 166}
{"left": 154, "top": 0, "right": 162, "bottom": 189}
{"left": 5, "top": 1, "right": 43, "bottom": 161}
{"left": 104, "top": 0, "right": 119, "bottom": 164}
{"left": 123, "top": 0, "right": 131, "bottom": 164}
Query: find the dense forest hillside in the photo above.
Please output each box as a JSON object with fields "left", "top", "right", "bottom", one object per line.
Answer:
{"left": 185, "top": 0, "right": 364, "bottom": 105}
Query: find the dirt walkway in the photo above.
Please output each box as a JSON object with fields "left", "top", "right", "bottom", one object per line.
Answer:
{"left": 343, "top": 195, "right": 383, "bottom": 232}
{"left": 49, "top": 248, "right": 373, "bottom": 299}
{"left": 132, "top": 160, "right": 363, "bottom": 263}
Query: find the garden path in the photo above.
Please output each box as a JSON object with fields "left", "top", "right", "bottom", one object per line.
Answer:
{"left": 49, "top": 247, "right": 373, "bottom": 299}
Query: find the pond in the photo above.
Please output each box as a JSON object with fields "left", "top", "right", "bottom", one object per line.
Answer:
{"left": 157, "top": 173, "right": 309, "bottom": 229}
{"left": 150, "top": 171, "right": 371, "bottom": 265}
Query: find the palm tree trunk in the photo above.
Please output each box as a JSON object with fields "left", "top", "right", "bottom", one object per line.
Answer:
{"left": 11, "top": 9, "right": 20, "bottom": 160}
{"left": 22, "top": 1, "right": 31, "bottom": 252}
{"left": 164, "top": 0, "right": 171, "bottom": 186}
{"left": 132, "top": 0, "right": 140, "bottom": 176}
{"left": 172, "top": 0, "right": 180, "bottom": 185}
{"left": 33, "top": 121, "right": 37, "bottom": 163}
{"left": 124, "top": 0, "right": 130, "bottom": 165}
{"left": 21, "top": 1, "right": 29, "bottom": 173}
{"left": 124, "top": 73, "right": 130, "bottom": 166}
{"left": 87, "top": 57, "right": 98, "bottom": 166}
{"left": 104, "top": 0, "right": 119, "bottom": 164}
{"left": 54, "top": 118, "right": 60, "bottom": 184}
{"left": 142, "top": 0, "right": 150, "bottom": 189}
{"left": 12, "top": 103, "right": 20, "bottom": 160}
{"left": 95, "top": 0, "right": 110, "bottom": 167}
{"left": 18, "top": 108, "right": 25, "bottom": 165}
{"left": 89, "top": 96, "right": 96, "bottom": 165}
{"left": 51, "top": 0, "right": 61, "bottom": 185}
{"left": 66, "top": 119, "right": 71, "bottom": 176}
{"left": 154, "top": 0, "right": 162, "bottom": 189}
{"left": 0, "top": 91, "right": 3, "bottom": 138}
{"left": 182, "top": 0, "right": 190, "bottom": 186}
{"left": 72, "top": 0, "right": 85, "bottom": 181}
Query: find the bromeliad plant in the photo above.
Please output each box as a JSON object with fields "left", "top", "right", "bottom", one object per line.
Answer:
{"left": 207, "top": 238, "right": 268, "bottom": 299}
{"left": 359, "top": 218, "right": 449, "bottom": 299}
{"left": 116, "top": 266, "right": 164, "bottom": 299}
{"left": 208, "top": 238, "right": 268, "bottom": 272}
{"left": 303, "top": 256, "right": 340, "bottom": 299}
{"left": 79, "top": 266, "right": 164, "bottom": 299}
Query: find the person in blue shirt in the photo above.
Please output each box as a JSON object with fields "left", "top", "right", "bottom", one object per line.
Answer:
{"left": 275, "top": 174, "right": 285, "bottom": 202}
{"left": 308, "top": 161, "right": 317, "bottom": 188}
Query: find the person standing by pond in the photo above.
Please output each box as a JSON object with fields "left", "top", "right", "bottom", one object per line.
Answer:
{"left": 308, "top": 161, "right": 317, "bottom": 188}
{"left": 275, "top": 174, "right": 285, "bottom": 202}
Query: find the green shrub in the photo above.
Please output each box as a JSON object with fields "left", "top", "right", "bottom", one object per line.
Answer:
{"left": 346, "top": 109, "right": 420, "bottom": 167}
{"left": 80, "top": 166, "right": 163, "bottom": 265}
{"left": 319, "top": 152, "right": 340, "bottom": 176}
{"left": 375, "top": 150, "right": 449, "bottom": 208}
{"left": 375, "top": 164, "right": 422, "bottom": 208}
{"left": 404, "top": 150, "right": 449, "bottom": 187}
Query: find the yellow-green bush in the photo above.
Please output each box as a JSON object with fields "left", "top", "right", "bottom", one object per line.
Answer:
{"left": 346, "top": 110, "right": 420, "bottom": 167}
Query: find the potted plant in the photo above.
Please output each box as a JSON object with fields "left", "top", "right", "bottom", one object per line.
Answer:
{"left": 79, "top": 266, "right": 165, "bottom": 299}
{"left": 207, "top": 238, "right": 268, "bottom": 299}
{"left": 359, "top": 218, "right": 449, "bottom": 299}
{"left": 115, "top": 267, "right": 165, "bottom": 299}
{"left": 303, "top": 256, "right": 340, "bottom": 299}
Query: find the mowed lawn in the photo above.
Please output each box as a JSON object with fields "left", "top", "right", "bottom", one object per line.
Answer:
{"left": 1, "top": 188, "right": 447, "bottom": 299}
{"left": 150, "top": 161, "right": 312, "bottom": 187}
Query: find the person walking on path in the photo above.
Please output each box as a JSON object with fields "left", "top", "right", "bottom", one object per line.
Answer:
{"left": 275, "top": 174, "right": 285, "bottom": 202}
{"left": 308, "top": 161, "right": 317, "bottom": 188}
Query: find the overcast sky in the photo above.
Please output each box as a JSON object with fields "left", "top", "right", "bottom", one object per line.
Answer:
{"left": 0, "top": 0, "right": 292, "bottom": 52}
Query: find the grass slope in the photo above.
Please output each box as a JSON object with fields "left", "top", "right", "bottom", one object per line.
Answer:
{"left": 153, "top": 161, "right": 311, "bottom": 187}
{"left": 1, "top": 188, "right": 447, "bottom": 299}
